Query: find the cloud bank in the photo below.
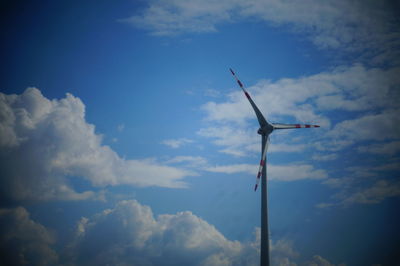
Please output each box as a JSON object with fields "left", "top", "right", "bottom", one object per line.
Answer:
{"left": 0, "top": 201, "right": 338, "bottom": 265}
{"left": 65, "top": 199, "right": 258, "bottom": 266}
{"left": 64, "top": 199, "right": 338, "bottom": 265}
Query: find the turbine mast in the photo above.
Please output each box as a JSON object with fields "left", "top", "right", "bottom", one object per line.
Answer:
{"left": 261, "top": 134, "right": 270, "bottom": 266}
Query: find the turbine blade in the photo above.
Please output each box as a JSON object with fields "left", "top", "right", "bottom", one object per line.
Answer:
{"left": 255, "top": 136, "right": 270, "bottom": 191}
{"left": 272, "top": 123, "right": 320, "bottom": 129}
{"left": 229, "top": 68, "right": 269, "bottom": 128}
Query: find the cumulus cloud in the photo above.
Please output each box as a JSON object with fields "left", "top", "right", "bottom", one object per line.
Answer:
{"left": 64, "top": 199, "right": 258, "bottom": 266}
{"left": 0, "top": 201, "right": 337, "bottom": 266}
{"left": 0, "top": 88, "right": 195, "bottom": 204}
{"left": 64, "top": 199, "right": 333, "bottom": 265}
{"left": 305, "top": 255, "right": 343, "bottom": 266}
{"left": 205, "top": 163, "right": 327, "bottom": 181}
{"left": 269, "top": 238, "right": 299, "bottom": 265}
{"left": 0, "top": 207, "right": 58, "bottom": 265}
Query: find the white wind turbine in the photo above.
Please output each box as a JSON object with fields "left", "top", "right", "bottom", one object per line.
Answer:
{"left": 230, "top": 68, "right": 320, "bottom": 266}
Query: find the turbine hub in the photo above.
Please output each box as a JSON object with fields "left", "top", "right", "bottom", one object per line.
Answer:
{"left": 257, "top": 124, "right": 274, "bottom": 135}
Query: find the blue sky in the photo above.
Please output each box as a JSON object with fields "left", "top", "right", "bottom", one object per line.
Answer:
{"left": 1, "top": 0, "right": 399, "bottom": 265}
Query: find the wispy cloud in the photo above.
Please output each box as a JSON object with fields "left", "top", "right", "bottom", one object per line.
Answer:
{"left": 161, "top": 138, "right": 194, "bottom": 148}
{"left": 165, "top": 155, "right": 208, "bottom": 168}
{"left": 318, "top": 161, "right": 400, "bottom": 208}
{"left": 117, "top": 123, "right": 125, "bottom": 132}
{"left": 358, "top": 141, "right": 400, "bottom": 156}
{"left": 318, "top": 179, "right": 400, "bottom": 208}
{"left": 199, "top": 64, "right": 400, "bottom": 156}
{"left": 122, "top": 0, "right": 400, "bottom": 63}
{"left": 205, "top": 163, "right": 327, "bottom": 181}
{"left": 312, "top": 153, "right": 338, "bottom": 161}
{"left": 202, "top": 64, "right": 399, "bottom": 126}
{"left": 341, "top": 180, "right": 400, "bottom": 205}
{"left": 327, "top": 110, "right": 400, "bottom": 144}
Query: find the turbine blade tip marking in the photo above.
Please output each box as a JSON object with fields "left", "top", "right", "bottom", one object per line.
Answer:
{"left": 254, "top": 184, "right": 258, "bottom": 191}
{"left": 230, "top": 68, "right": 235, "bottom": 75}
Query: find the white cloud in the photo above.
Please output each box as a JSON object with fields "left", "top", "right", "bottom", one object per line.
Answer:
{"left": 204, "top": 89, "right": 221, "bottom": 98}
{"left": 120, "top": 0, "right": 234, "bottom": 36}
{"left": 268, "top": 143, "right": 306, "bottom": 153}
{"left": 241, "top": 0, "right": 399, "bottom": 54}
{"left": 199, "top": 64, "right": 400, "bottom": 155}
{"left": 198, "top": 126, "right": 309, "bottom": 157}
{"left": 305, "top": 255, "right": 341, "bottom": 266}
{"left": 312, "top": 153, "right": 338, "bottom": 161}
{"left": 117, "top": 123, "right": 125, "bottom": 132}
{"left": 0, "top": 200, "right": 337, "bottom": 265}
{"left": 123, "top": 0, "right": 400, "bottom": 59}
{"left": 0, "top": 88, "right": 195, "bottom": 203}
{"left": 205, "top": 164, "right": 256, "bottom": 175}
{"left": 161, "top": 138, "right": 194, "bottom": 148}
{"left": 198, "top": 126, "right": 258, "bottom": 157}
{"left": 358, "top": 141, "right": 400, "bottom": 156}
{"left": 205, "top": 163, "right": 327, "bottom": 181}
{"left": 340, "top": 180, "right": 400, "bottom": 206}
{"left": 165, "top": 155, "right": 208, "bottom": 168}
{"left": 269, "top": 164, "right": 328, "bottom": 181}
{"left": 0, "top": 207, "right": 58, "bottom": 265}
{"left": 202, "top": 64, "right": 399, "bottom": 125}
{"left": 65, "top": 199, "right": 334, "bottom": 265}
{"left": 319, "top": 162, "right": 400, "bottom": 208}
{"left": 65, "top": 199, "right": 258, "bottom": 266}
{"left": 327, "top": 110, "right": 400, "bottom": 143}
{"left": 270, "top": 238, "right": 299, "bottom": 265}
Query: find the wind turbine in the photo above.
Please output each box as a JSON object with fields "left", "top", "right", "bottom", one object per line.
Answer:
{"left": 229, "top": 68, "right": 319, "bottom": 266}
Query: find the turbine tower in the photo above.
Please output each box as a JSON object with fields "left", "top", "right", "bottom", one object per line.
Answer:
{"left": 229, "top": 69, "right": 319, "bottom": 266}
